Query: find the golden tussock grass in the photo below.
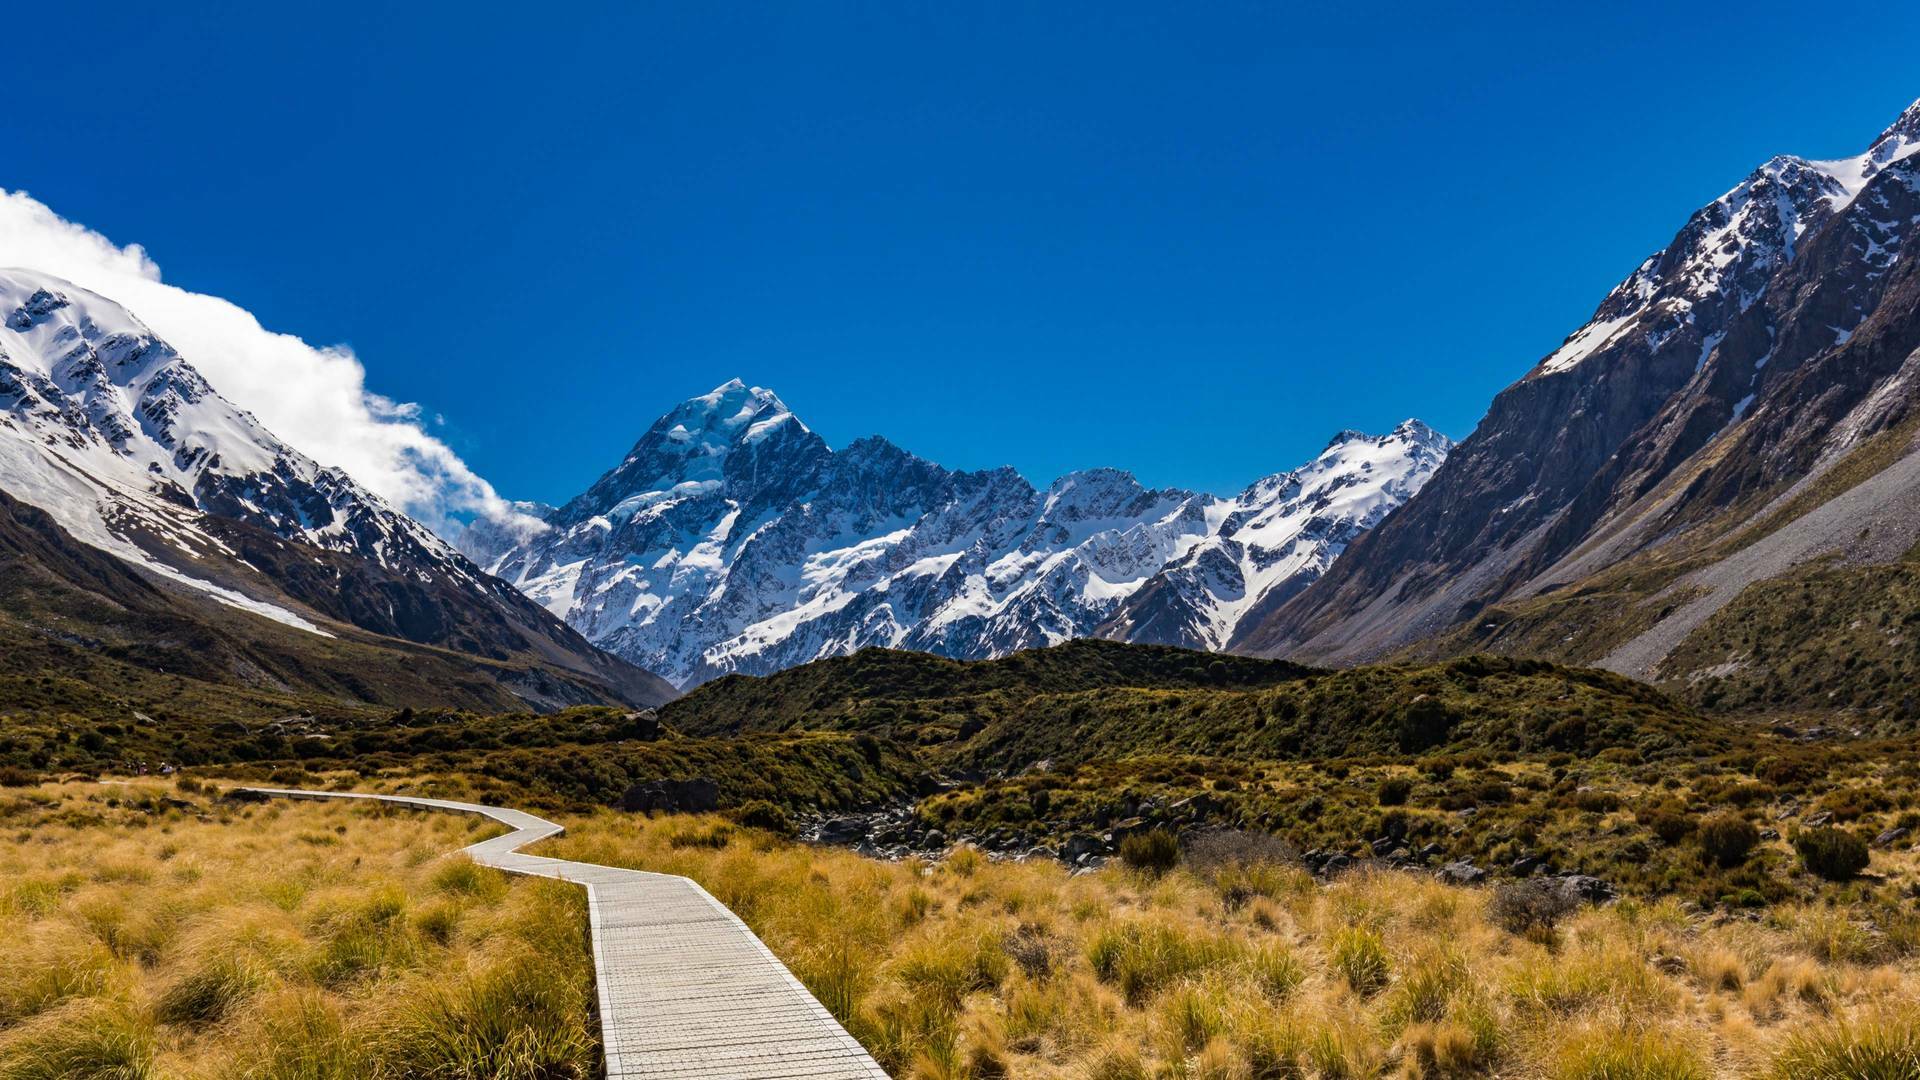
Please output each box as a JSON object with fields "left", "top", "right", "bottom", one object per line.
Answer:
{"left": 9, "top": 778, "right": 1919, "bottom": 1079}
{"left": 0, "top": 781, "right": 594, "bottom": 1079}
{"left": 543, "top": 812, "right": 1920, "bottom": 1080}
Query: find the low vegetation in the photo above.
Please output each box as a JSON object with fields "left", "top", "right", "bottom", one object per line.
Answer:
{"left": 539, "top": 809, "right": 1920, "bottom": 1079}
{"left": 661, "top": 645, "right": 1718, "bottom": 769}
{"left": 0, "top": 781, "right": 595, "bottom": 1078}
{"left": 1663, "top": 554, "right": 1920, "bottom": 723}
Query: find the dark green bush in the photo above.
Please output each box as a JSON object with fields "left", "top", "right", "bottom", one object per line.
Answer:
{"left": 1698, "top": 814, "right": 1759, "bottom": 868}
{"left": 1794, "top": 827, "right": 1869, "bottom": 881}
{"left": 729, "top": 799, "right": 795, "bottom": 836}
{"left": 1376, "top": 777, "right": 1413, "bottom": 806}
{"left": 1118, "top": 829, "right": 1180, "bottom": 875}
{"left": 1640, "top": 808, "right": 1694, "bottom": 846}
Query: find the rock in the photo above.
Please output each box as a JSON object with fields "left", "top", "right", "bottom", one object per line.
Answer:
{"left": 620, "top": 777, "right": 720, "bottom": 814}
{"left": 623, "top": 710, "right": 662, "bottom": 741}
{"left": 1370, "top": 836, "right": 1397, "bottom": 856}
{"left": 1554, "top": 875, "right": 1617, "bottom": 904}
{"left": 1437, "top": 860, "right": 1487, "bottom": 886}
{"left": 923, "top": 830, "right": 947, "bottom": 849}
{"left": 1805, "top": 811, "right": 1834, "bottom": 827}
{"left": 816, "top": 817, "right": 868, "bottom": 844}
{"left": 1061, "top": 834, "right": 1102, "bottom": 862}
{"left": 1508, "top": 853, "right": 1546, "bottom": 876}
{"left": 1875, "top": 826, "right": 1910, "bottom": 848}
{"left": 1322, "top": 853, "right": 1354, "bottom": 876}
{"left": 1759, "top": 828, "right": 1780, "bottom": 841}
{"left": 1417, "top": 842, "right": 1446, "bottom": 860}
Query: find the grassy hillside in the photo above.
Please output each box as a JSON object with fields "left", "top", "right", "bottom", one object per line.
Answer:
{"left": 1661, "top": 555, "right": 1920, "bottom": 724}
{"left": 665, "top": 639, "right": 1313, "bottom": 737}
{"left": 1406, "top": 418, "right": 1920, "bottom": 724}
{"left": 0, "top": 488, "right": 669, "bottom": 735}
{"left": 664, "top": 644, "right": 1713, "bottom": 770}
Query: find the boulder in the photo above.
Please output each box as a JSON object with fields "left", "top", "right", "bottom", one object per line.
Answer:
{"left": 816, "top": 817, "right": 868, "bottom": 844}
{"left": 1554, "top": 875, "right": 1617, "bottom": 904}
{"left": 623, "top": 710, "right": 662, "bottom": 741}
{"left": 620, "top": 777, "right": 720, "bottom": 814}
{"left": 1061, "top": 834, "right": 1102, "bottom": 862}
{"left": 1437, "top": 860, "right": 1488, "bottom": 886}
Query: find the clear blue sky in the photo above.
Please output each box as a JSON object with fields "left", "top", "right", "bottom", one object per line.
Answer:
{"left": 7, "top": 2, "right": 1917, "bottom": 500}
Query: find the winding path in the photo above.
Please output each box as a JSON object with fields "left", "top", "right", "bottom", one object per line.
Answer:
{"left": 242, "top": 787, "right": 890, "bottom": 1080}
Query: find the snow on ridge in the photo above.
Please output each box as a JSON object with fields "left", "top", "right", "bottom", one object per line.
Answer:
{"left": 479, "top": 382, "right": 1456, "bottom": 686}
{"left": 1535, "top": 98, "right": 1920, "bottom": 379}
{"left": 0, "top": 267, "right": 487, "bottom": 635}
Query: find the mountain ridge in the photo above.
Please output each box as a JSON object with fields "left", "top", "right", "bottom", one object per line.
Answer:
{"left": 468, "top": 382, "right": 1449, "bottom": 686}
{"left": 0, "top": 269, "right": 674, "bottom": 711}
{"left": 1240, "top": 95, "right": 1920, "bottom": 719}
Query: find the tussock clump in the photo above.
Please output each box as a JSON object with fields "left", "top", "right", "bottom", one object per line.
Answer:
{"left": 1330, "top": 924, "right": 1390, "bottom": 996}
{"left": 1769, "top": 1011, "right": 1920, "bottom": 1079}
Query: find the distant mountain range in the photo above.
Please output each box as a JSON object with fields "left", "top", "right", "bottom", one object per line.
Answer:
{"left": 1242, "top": 97, "right": 1920, "bottom": 722}
{"left": 14, "top": 96, "right": 1920, "bottom": 722}
{"left": 0, "top": 269, "right": 673, "bottom": 712}
{"left": 458, "top": 381, "right": 1447, "bottom": 687}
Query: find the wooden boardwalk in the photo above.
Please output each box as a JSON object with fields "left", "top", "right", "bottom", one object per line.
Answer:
{"left": 243, "top": 787, "right": 891, "bottom": 1080}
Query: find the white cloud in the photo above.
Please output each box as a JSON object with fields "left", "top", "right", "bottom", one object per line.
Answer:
{"left": 0, "top": 189, "right": 524, "bottom": 535}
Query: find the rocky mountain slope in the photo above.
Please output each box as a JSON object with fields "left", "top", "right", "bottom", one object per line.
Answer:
{"left": 1242, "top": 98, "right": 1920, "bottom": 717}
{"left": 467, "top": 380, "right": 1448, "bottom": 686}
{"left": 0, "top": 269, "right": 673, "bottom": 710}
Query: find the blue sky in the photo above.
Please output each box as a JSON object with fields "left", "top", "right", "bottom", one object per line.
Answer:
{"left": 6, "top": 2, "right": 1918, "bottom": 502}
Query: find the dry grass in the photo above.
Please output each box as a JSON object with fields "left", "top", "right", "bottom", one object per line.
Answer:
{"left": 0, "top": 781, "right": 594, "bottom": 1079}
{"left": 543, "top": 812, "right": 1920, "bottom": 1080}
{"left": 9, "top": 776, "right": 1917, "bottom": 1078}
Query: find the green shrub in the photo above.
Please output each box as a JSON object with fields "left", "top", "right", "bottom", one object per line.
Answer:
{"left": 1794, "top": 828, "right": 1870, "bottom": 881}
{"left": 729, "top": 799, "right": 795, "bottom": 836}
{"left": 1117, "top": 829, "right": 1179, "bottom": 876}
{"left": 1698, "top": 814, "right": 1759, "bottom": 868}
{"left": 1377, "top": 777, "right": 1413, "bottom": 806}
{"left": 1640, "top": 808, "right": 1694, "bottom": 845}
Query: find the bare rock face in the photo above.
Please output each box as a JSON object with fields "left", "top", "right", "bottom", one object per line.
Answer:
{"left": 468, "top": 381, "right": 1449, "bottom": 687}
{"left": 1243, "top": 98, "right": 1920, "bottom": 678}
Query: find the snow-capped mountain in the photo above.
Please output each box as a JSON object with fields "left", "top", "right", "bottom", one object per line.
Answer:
{"left": 1244, "top": 96, "right": 1920, "bottom": 685}
{"left": 470, "top": 379, "right": 1449, "bottom": 686}
{"left": 1099, "top": 422, "right": 1448, "bottom": 650}
{"left": 0, "top": 268, "right": 672, "bottom": 708}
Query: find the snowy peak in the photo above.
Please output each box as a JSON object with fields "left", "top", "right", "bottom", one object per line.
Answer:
{"left": 1866, "top": 98, "right": 1920, "bottom": 163}
{"left": 477, "top": 385, "right": 1451, "bottom": 684}
{"left": 1535, "top": 99, "right": 1920, "bottom": 379}
{"left": 555, "top": 379, "right": 829, "bottom": 526}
